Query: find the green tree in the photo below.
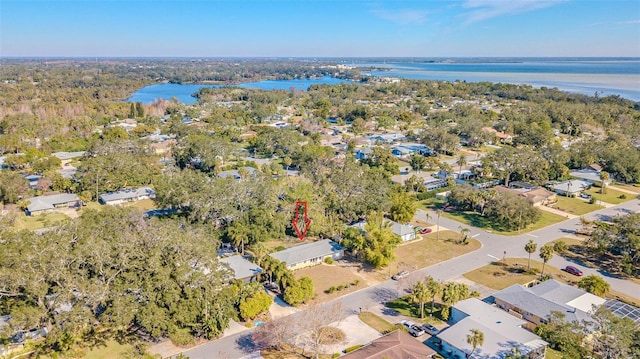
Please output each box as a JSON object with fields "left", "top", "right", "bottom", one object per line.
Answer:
{"left": 539, "top": 244, "right": 554, "bottom": 276}
{"left": 534, "top": 311, "right": 588, "bottom": 359}
{"left": 599, "top": 171, "right": 610, "bottom": 194}
{"left": 590, "top": 306, "right": 639, "bottom": 359}
{"left": 410, "top": 154, "right": 427, "bottom": 173}
{"left": 577, "top": 275, "right": 610, "bottom": 296}
{"left": 441, "top": 282, "right": 470, "bottom": 320}
{"left": 466, "top": 328, "right": 484, "bottom": 358}
{"left": 0, "top": 171, "right": 29, "bottom": 204}
{"left": 283, "top": 277, "right": 314, "bottom": 306}
{"left": 239, "top": 291, "right": 273, "bottom": 321}
{"left": 411, "top": 280, "right": 430, "bottom": 319}
{"left": 389, "top": 190, "right": 417, "bottom": 224}
{"left": 525, "top": 240, "right": 537, "bottom": 271}
{"left": 424, "top": 276, "right": 441, "bottom": 317}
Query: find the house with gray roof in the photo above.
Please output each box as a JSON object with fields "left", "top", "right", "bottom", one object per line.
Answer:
{"left": 550, "top": 179, "right": 591, "bottom": 197}
{"left": 349, "top": 219, "right": 415, "bottom": 242}
{"left": 25, "top": 193, "right": 82, "bottom": 216}
{"left": 217, "top": 166, "right": 257, "bottom": 180}
{"left": 570, "top": 169, "right": 611, "bottom": 186}
{"left": 268, "top": 239, "right": 344, "bottom": 271}
{"left": 51, "top": 151, "right": 85, "bottom": 161}
{"left": 220, "top": 255, "right": 262, "bottom": 283}
{"left": 436, "top": 298, "right": 547, "bottom": 359}
{"left": 99, "top": 187, "right": 156, "bottom": 206}
{"left": 492, "top": 280, "right": 606, "bottom": 329}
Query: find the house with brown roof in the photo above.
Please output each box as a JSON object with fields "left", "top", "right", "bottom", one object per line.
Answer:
{"left": 342, "top": 330, "right": 436, "bottom": 359}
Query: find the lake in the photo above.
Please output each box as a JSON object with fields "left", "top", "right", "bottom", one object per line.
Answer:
{"left": 354, "top": 59, "right": 640, "bottom": 101}
{"left": 127, "top": 76, "right": 350, "bottom": 104}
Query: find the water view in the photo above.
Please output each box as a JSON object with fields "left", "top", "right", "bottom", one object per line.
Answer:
{"left": 356, "top": 59, "right": 640, "bottom": 101}
{"left": 127, "top": 76, "right": 350, "bottom": 104}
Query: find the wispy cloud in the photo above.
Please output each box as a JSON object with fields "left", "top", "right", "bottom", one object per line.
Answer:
{"left": 370, "top": 8, "right": 429, "bottom": 25}
{"left": 617, "top": 19, "right": 640, "bottom": 24}
{"left": 460, "top": 0, "right": 567, "bottom": 24}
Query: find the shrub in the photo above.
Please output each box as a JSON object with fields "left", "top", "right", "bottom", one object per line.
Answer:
{"left": 344, "top": 344, "right": 364, "bottom": 353}
{"left": 470, "top": 290, "right": 480, "bottom": 297}
{"left": 169, "top": 328, "right": 195, "bottom": 347}
{"left": 332, "top": 354, "right": 340, "bottom": 359}
{"left": 324, "top": 257, "right": 333, "bottom": 264}
{"left": 351, "top": 279, "right": 360, "bottom": 286}
{"left": 336, "top": 284, "right": 345, "bottom": 291}
{"left": 589, "top": 197, "right": 596, "bottom": 204}
{"left": 274, "top": 245, "right": 286, "bottom": 252}
{"left": 245, "top": 322, "right": 254, "bottom": 328}
{"left": 325, "top": 286, "right": 336, "bottom": 294}
{"left": 619, "top": 194, "right": 627, "bottom": 199}
{"left": 239, "top": 291, "right": 273, "bottom": 320}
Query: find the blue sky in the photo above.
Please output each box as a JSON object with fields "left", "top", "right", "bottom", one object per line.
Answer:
{"left": 1, "top": 0, "right": 639, "bottom": 57}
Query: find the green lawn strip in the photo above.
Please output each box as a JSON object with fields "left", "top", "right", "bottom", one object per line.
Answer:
{"left": 441, "top": 210, "right": 565, "bottom": 236}
{"left": 84, "top": 340, "right": 137, "bottom": 359}
{"left": 584, "top": 187, "right": 633, "bottom": 205}
{"left": 549, "top": 195, "right": 603, "bottom": 215}
{"left": 610, "top": 184, "right": 640, "bottom": 194}
{"left": 13, "top": 212, "right": 70, "bottom": 231}
{"left": 545, "top": 348, "right": 563, "bottom": 359}
{"left": 358, "top": 312, "right": 398, "bottom": 334}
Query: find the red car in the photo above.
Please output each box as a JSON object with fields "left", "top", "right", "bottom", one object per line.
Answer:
{"left": 564, "top": 265, "right": 583, "bottom": 276}
{"left": 421, "top": 228, "right": 433, "bottom": 234}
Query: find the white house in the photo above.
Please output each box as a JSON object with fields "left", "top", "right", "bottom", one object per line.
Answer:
{"left": 349, "top": 219, "right": 416, "bottom": 242}
{"left": 268, "top": 239, "right": 344, "bottom": 270}
{"left": 99, "top": 187, "right": 156, "bottom": 205}
{"left": 437, "top": 298, "right": 547, "bottom": 359}
{"left": 551, "top": 179, "right": 591, "bottom": 197}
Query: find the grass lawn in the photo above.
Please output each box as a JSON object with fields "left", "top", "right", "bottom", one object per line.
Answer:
{"left": 294, "top": 264, "right": 362, "bottom": 304}
{"left": 386, "top": 296, "right": 446, "bottom": 324}
{"left": 463, "top": 257, "right": 640, "bottom": 307}
{"left": 12, "top": 212, "right": 70, "bottom": 231}
{"left": 392, "top": 230, "right": 480, "bottom": 274}
{"left": 584, "top": 187, "right": 633, "bottom": 205}
{"left": 546, "top": 348, "right": 563, "bottom": 359}
{"left": 549, "top": 195, "right": 603, "bottom": 215}
{"left": 441, "top": 210, "right": 566, "bottom": 236}
{"left": 611, "top": 184, "right": 640, "bottom": 194}
{"left": 84, "top": 340, "right": 137, "bottom": 359}
{"left": 358, "top": 311, "right": 398, "bottom": 334}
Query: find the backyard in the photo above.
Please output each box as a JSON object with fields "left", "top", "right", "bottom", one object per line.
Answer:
{"left": 12, "top": 211, "right": 71, "bottom": 231}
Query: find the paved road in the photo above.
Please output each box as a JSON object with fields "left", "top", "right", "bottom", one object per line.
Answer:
{"left": 180, "top": 198, "right": 640, "bottom": 358}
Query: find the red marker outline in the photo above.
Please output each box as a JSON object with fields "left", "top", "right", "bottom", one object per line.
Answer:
{"left": 292, "top": 201, "right": 311, "bottom": 240}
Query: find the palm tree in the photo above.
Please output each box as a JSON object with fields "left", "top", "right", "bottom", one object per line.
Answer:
{"left": 459, "top": 226, "right": 471, "bottom": 243}
{"left": 456, "top": 154, "right": 467, "bottom": 178}
{"left": 227, "top": 222, "right": 250, "bottom": 255}
{"left": 524, "top": 240, "right": 537, "bottom": 271}
{"left": 577, "top": 274, "right": 610, "bottom": 296}
{"left": 599, "top": 171, "right": 609, "bottom": 194}
{"left": 250, "top": 242, "right": 269, "bottom": 266}
{"left": 424, "top": 276, "right": 442, "bottom": 317}
{"left": 466, "top": 328, "right": 484, "bottom": 358}
{"left": 539, "top": 244, "right": 554, "bottom": 276}
{"left": 412, "top": 280, "right": 430, "bottom": 319}
{"left": 436, "top": 209, "right": 443, "bottom": 241}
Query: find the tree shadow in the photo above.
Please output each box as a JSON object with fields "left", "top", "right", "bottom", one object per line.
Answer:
{"left": 369, "top": 287, "right": 399, "bottom": 304}
{"left": 234, "top": 333, "right": 258, "bottom": 354}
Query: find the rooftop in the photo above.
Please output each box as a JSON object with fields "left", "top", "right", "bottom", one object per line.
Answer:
{"left": 99, "top": 187, "right": 155, "bottom": 203}
{"left": 342, "top": 330, "right": 435, "bottom": 359}
{"left": 220, "top": 255, "right": 262, "bottom": 281}
{"left": 269, "top": 239, "right": 343, "bottom": 267}
{"left": 25, "top": 193, "right": 80, "bottom": 213}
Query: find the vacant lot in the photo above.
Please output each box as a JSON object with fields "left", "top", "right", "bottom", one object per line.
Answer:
{"left": 442, "top": 210, "right": 566, "bottom": 235}
{"left": 392, "top": 230, "right": 480, "bottom": 274}
{"left": 549, "top": 196, "right": 603, "bottom": 215}
{"left": 84, "top": 340, "right": 137, "bottom": 359}
{"left": 294, "top": 263, "right": 363, "bottom": 304}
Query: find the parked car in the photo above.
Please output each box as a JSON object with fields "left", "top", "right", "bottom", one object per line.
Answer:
{"left": 399, "top": 320, "right": 424, "bottom": 337}
{"left": 422, "top": 324, "right": 439, "bottom": 336}
{"left": 392, "top": 270, "right": 409, "bottom": 280}
{"left": 579, "top": 193, "right": 592, "bottom": 199}
{"left": 564, "top": 265, "right": 583, "bottom": 276}
{"left": 421, "top": 228, "right": 433, "bottom": 234}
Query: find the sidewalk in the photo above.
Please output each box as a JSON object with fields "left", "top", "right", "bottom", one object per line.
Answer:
{"left": 148, "top": 320, "right": 250, "bottom": 358}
